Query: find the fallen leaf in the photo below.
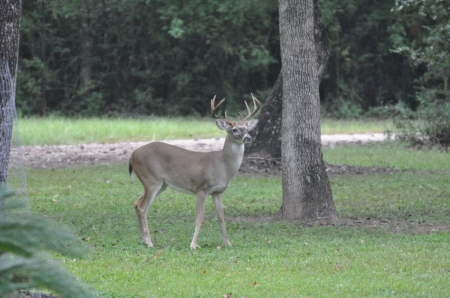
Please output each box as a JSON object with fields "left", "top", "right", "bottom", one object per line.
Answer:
{"left": 252, "top": 281, "right": 257, "bottom": 286}
{"left": 222, "top": 293, "right": 232, "bottom": 298}
{"left": 154, "top": 251, "right": 163, "bottom": 260}
{"left": 334, "top": 263, "right": 343, "bottom": 271}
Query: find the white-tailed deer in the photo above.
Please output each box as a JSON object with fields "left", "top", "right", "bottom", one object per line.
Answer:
{"left": 129, "top": 95, "right": 260, "bottom": 249}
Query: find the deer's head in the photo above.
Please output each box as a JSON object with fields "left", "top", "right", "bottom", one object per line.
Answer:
{"left": 211, "top": 94, "right": 260, "bottom": 144}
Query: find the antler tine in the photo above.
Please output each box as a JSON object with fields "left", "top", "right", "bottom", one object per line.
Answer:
{"left": 211, "top": 95, "right": 226, "bottom": 118}
{"left": 224, "top": 111, "right": 234, "bottom": 124}
{"left": 238, "top": 100, "right": 252, "bottom": 122}
{"left": 241, "top": 93, "right": 260, "bottom": 122}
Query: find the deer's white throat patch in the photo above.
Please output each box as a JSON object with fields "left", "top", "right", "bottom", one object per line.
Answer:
{"left": 230, "top": 142, "right": 244, "bottom": 170}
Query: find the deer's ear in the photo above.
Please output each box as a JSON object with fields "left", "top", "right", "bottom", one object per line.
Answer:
{"left": 246, "top": 119, "right": 259, "bottom": 131}
{"left": 216, "top": 119, "right": 232, "bottom": 131}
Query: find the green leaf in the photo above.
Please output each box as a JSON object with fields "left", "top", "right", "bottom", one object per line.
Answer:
{"left": 0, "top": 242, "right": 32, "bottom": 257}
{"left": 0, "top": 253, "right": 29, "bottom": 272}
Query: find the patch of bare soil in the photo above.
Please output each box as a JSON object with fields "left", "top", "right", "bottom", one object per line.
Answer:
{"left": 14, "top": 133, "right": 392, "bottom": 176}
{"left": 20, "top": 291, "right": 57, "bottom": 298}
{"left": 239, "top": 152, "right": 399, "bottom": 176}
{"left": 342, "top": 217, "right": 450, "bottom": 234}
{"left": 231, "top": 214, "right": 450, "bottom": 235}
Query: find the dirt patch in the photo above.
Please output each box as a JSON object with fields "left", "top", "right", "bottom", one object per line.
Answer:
{"left": 239, "top": 152, "right": 398, "bottom": 176}
{"left": 20, "top": 291, "right": 57, "bottom": 298}
{"left": 12, "top": 134, "right": 394, "bottom": 176}
{"left": 231, "top": 214, "right": 450, "bottom": 235}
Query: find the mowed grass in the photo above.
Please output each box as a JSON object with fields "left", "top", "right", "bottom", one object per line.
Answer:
{"left": 26, "top": 140, "right": 450, "bottom": 297}
{"left": 17, "top": 117, "right": 394, "bottom": 146}
{"left": 17, "top": 117, "right": 220, "bottom": 146}
{"left": 321, "top": 118, "right": 393, "bottom": 134}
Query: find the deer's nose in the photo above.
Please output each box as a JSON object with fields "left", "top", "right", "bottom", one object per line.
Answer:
{"left": 243, "top": 134, "right": 252, "bottom": 143}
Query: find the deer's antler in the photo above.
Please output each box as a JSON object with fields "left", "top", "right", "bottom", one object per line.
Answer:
{"left": 211, "top": 95, "right": 233, "bottom": 124}
{"left": 238, "top": 93, "right": 260, "bottom": 123}
{"left": 211, "top": 95, "right": 225, "bottom": 118}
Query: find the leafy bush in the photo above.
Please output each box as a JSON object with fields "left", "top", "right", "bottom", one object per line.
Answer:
{"left": 0, "top": 187, "right": 96, "bottom": 297}
{"left": 392, "top": 0, "right": 450, "bottom": 148}
{"left": 394, "top": 92, "right": 450, "bottom": 148}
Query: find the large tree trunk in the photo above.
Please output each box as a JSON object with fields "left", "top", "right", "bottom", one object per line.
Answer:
{"left": 0, "top": 0, "right": 22, "bottom": 186}
{"left": 246, "top": 73, "right": 282, "bottom": 158}
{"left": 247, "top": 0, "right": 329, "bottom": 160}
{"left": 279, "top": 0, "right": 338, "bottom": 222}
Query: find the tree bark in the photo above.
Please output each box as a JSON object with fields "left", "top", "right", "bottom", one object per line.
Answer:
{"left": 279, "top": 0, "right": 338, "bottom": 222}
{"left": 80, "top": 1, "right": 92, "bottom": 90}
{"left": 246, "top": 73, "right": 283, "bottom": 158}
{"left": 0, "top": 0, "right": 22, "bottom": 186}
{"left": 247, "top": 0, "right": 329, "bottom": 160}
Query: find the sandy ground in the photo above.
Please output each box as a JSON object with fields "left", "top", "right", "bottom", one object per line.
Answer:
{"left": 11, "top": 133, "right": 388, "bottom": 169}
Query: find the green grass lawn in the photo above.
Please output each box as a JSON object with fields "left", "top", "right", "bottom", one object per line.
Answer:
{"left": 17, "top": 117, "right": 394, "bottom": 146}
{"left": 25, "top": 139, "right": 450, "bottom": 297}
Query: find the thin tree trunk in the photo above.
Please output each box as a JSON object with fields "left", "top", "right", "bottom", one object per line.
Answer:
{"left": 279, "top": 0, "right": 338, "bottom": 222}
{"left": 0, "top": 0, "right": 22, "bottom": 186}
{"left": 80, "top": 1, "right": 92, "bottom": 90}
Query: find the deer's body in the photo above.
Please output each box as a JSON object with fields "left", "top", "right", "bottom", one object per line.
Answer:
{"left": 129, "top": 95, "right": 259, "bottom": 249}
{"left": 130, "top": 135, "right": 243, "bottom": 196}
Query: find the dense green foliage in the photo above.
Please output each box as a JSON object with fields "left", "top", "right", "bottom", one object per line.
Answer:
{"left": 18, "top": 0, "right": 279, "bottom": 117}
{"left": 17, "top": 0, "right": 446, "bottom": 117}
{"left": 0, "top": 188, "right": 96, "bottom": 297}
{"left": 320, "top": 0, "right": 419, "bottom": 117}
{"left": 392, "top": 0, "right": 450, "bottom": 146}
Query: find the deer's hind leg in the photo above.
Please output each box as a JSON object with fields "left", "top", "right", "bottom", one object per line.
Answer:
{"left": 134, "top": 179, "right": 166, "bottom": 247}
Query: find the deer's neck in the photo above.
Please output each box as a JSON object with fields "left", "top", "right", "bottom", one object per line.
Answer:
{"left": 221, "top": 134, "right": 245, "bottom": 175}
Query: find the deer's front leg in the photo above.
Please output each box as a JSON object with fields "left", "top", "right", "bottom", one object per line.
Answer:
{"left": 191, "top": 192, "right": 207, "bottom": 250}
{"left": 213, "top": 193, "right": 232, "bottom": 247}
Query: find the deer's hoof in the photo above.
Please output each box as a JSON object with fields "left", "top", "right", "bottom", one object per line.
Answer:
{"left": 190, "top": 243, "right": 201, "bottom": 250}
{"left": 143, "top": 239, "right": 154, "bottom": 248}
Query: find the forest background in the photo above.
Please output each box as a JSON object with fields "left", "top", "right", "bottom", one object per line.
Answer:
{"left": 17, "top": 0, "right": 448, "bottom": 119}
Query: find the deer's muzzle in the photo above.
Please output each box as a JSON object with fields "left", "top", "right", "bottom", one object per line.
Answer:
{"left": 243, "top": 134, "right": 252, "bottom": 143}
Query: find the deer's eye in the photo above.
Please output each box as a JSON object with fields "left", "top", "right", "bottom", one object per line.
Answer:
{"left": 232, "top": 128, "right": 238, "bottom": 133}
